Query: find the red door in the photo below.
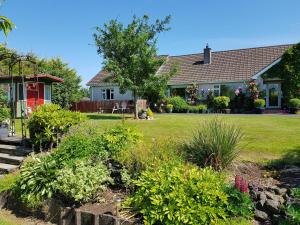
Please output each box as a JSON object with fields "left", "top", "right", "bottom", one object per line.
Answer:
{"left": 26, "top": 83, "right": 44, "bottom": 112}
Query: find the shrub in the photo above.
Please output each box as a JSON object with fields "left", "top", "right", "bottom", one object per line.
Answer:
{"left": 27, "top": 104, "right": 86, "bottom": 149}
{"left": 213, "top": 96, "right": 230, "bottom": 110}
{"left": 115, "top": 139, "right": 184, "bottom": 180}
{"left": 166, "top": 104, "right": 173, "bottom": 112}
{"left": 54, "top": 160, "right": 113, "bottom": 203}
{"left": 146, "top": 108, "right": 154, "bottom": 117}
{"left": 0, "top": 107, "right": 10, "bottom": 123}
{"left": 196, "top": 104, "right": 207, "bottom": 113}
{"left": 101, "top": 125, "right": 142, "bottom": 156}
{"left": 226, "top": 187, "right": 254, "bottom": 219}
{"left": 165, "top": 96, "right": 189, "bottom": 112}
{"left": 183, "top": 118, "right": 243, "bottom": 170}
{"left": 254, "top": 99, "right": 266, "bottom": 108}
{"left": 52, "top": 133, "right": 109, "bottom": 166}
{"left": 280, "top": 188, "right": 300, "bottom": 225}
{"left": 13, "top": 154, "right": 58, "bottom": 207}
{"left": 289, "top": 98, "right": 300, "bottom": 108}
{"left": 127, "top": 164, "right": 237, "bottom": 225}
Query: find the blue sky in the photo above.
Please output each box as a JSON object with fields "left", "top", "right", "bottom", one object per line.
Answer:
{"left": 1, "top": 0, "right": 300, "bottom": 86}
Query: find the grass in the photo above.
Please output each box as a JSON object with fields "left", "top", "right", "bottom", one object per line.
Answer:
{"left": 0, "top": 218, "right": 16, "bottom": 225}
{"left": 82, "top": 113, "right": 300, "bottom": 161}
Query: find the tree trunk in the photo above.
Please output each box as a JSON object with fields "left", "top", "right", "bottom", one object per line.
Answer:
{"left": 133, "top": 91, "right": 139, "bottom": 119}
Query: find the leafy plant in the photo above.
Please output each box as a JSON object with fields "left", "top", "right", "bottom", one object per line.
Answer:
{"left": 0, "top": 107, "right": 10, "bottom": 123}
{"left": 13, "top": 154, "right": 58, "bottom": 208}
{"left": 164, "top": 96, "right": 189, "bottom": 112}
{"left": 54, "top": 160, "right": 113, "bottom": 203}
{"left": 213, "top": 96, "right": 230, "bottom": 110}
{"left": 127, "top": 164, "right": 234, "bottom": 225}
{"left": 101, "top": 125, "right": 142, "bottom": 156}
{"left": 27, "top": 104, "right": 86, "bottom": 149}
{"left": 166, "top": 104, "right": 173, "bottom": 112}
{"left": 289, "top": 98, "right": 300, "bottom": 108}
{"left": 146, "top": 108, "right": 154, "bottom": 117}
{"left": 52, "top": 133, "right": 109, "bottom": 166}
{"left": 183, "top": 118, "right": 243, "bottom": 170}
{"left": 226, "top": 187, "right": 254, "bottom": 219}
{"left": 254, "top": 99, "right": 266, "bottom": 108}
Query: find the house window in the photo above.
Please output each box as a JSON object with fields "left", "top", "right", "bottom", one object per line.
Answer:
{"left": 102, "top": 88, "right": 114, "bottom": 100}
{"left": 45, "top": 85, "right": 51, "bottom": 102}
{"left": 213, "top": 85, "right": 221, "bottom": 96}
{"left": 18, "top": 83, "right": 25, "bottom": 100}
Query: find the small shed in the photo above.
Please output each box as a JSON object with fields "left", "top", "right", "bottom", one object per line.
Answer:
{"left": 0, "top": 74, "right": 63, "bottom": 117}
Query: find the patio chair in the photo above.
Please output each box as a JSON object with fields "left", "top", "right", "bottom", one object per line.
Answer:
{"left": 121, "top": 101, "right": 128, "bottom": 113}
{"left": 112, "top": 103, "right": 120, "bottom": 114}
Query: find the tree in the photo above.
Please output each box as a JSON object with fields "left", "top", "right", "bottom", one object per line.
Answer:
{"left": 37, "top": 58, "right": 84, "bottom": 109}
{"left": 0, "top": 15, "right": 14, "bottom": 37}
{"left": 263, "top": 43, "right": 300, "bottom": 102}
{"left": 94, "top": 15, "right": 171, "bottom": 118}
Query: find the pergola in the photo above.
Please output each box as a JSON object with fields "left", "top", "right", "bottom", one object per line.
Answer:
{"left": 0, "top": 53, "right": 63, "bottom": 141}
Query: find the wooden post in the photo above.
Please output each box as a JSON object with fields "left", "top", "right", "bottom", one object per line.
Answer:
{"left": 75, "top": 210, "right": 81, "bottom": 225}
{"left": 93, "top": 214, "right": 99, "bottom": 225}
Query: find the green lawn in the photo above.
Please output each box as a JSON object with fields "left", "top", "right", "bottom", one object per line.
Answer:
{"left": 84, "top": 113, "right": 300, "bottom": 161}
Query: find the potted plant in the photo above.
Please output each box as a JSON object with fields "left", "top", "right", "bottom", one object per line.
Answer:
{"left": 166, "top": 104, "right": 173, "bottom": 113}
{"left": 288, "top": 98, "right": 300, "bottom": 114}
{"left": 213, "top": 96, "right": 230, "bottom": 113}
{"left": 254, "top": 99, "right": 266, "bottom": 114}
{"left": 0, "top": 107, "right": 10, "bottom": 138}
{"left": 146, "top": 108, "right": 154, "bottom": 120}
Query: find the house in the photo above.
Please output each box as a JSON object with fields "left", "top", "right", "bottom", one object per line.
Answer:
{"left": 87, "top": 44, "right": 292, "bottom": 109}
{"left": 0, "top": 74, "right": 63, "bottom": 117}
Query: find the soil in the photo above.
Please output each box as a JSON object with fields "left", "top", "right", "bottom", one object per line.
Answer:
{"left": 228, "top": 161, "right": 300, "bottom": 188}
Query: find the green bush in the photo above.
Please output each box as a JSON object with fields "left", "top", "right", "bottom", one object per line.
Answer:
{"left": 127, "top": 163, "right": 247, "bottom": 225}
{"left": 115, "top": 139, "right": 184, "bottom": 181}
{"left": 0, "top": 107, "right": 10, "bottom": 123}
{"left": 183, "top": 118, "right": 243, "bottom": 170}
{"left": 254, "top": 99, "right": 266, "bottom": 108}
{"left": 196, "top": 104, "right": 207, "bottom": 112}
{"left": 166, "top": 104, "right": 173, "bottom": 113}
{"left": 213, "top": 96, "right": 230, "bottom": 110}
{"left": 226, "top": 187, "right": 254, "bottom": 219}
{"left": 13, "top": 154, "right": 58, "bottom": 207}
{"left": 165, "top": 96, "right": 189, "bottom": 112}
{"left": 54, "top": 160, "right": 113, "bottom": 202}
{"left": 27, "top": 104, "right": 86, "bottom": 149}
{"left": 101, "top": 125, "right": 142, "bottom": 156}
{"left": 146, "top": 108, "right": 154, "bottom": 117}
{"left": 52, "top": 133, "right": 109, "bottom": 166}
{"left": 289, "top": 98, "right": 300, "bottom": 108}
{"left": 280, "top": 188, "right": 300, "bottom": 225}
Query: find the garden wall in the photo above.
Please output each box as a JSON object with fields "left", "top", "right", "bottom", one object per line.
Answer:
{"left": 71, "top": 100, "right": 147, "bottom": 113}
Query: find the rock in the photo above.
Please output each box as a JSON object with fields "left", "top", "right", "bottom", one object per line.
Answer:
{"left": 256, "top": 200, "right": 266, "bottom": 210}
{"left": 254, "top": 209, "right": 269, "bottom": 221}
{"left": 275, "top": 188, "right": 287, "bottom": 196}
{"left": 259, "top": 192, "right": 267, "bottom": 203}
{"left": 265, "top": 191, "right": 278, "bottom": 201}
{"left": 265, "top": 199, "right": 280, "bottom": 214}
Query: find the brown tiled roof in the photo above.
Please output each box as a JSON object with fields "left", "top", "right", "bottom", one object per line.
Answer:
{"left": 87, "top": 44, "right": 293, "bottom": 86}
{"left": 87, "top": 70, "right": 113, "bottom": 86}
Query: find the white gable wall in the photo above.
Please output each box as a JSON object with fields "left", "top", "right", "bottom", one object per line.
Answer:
{"left": 90, "top": 86, "right": 133, "bottom": 101}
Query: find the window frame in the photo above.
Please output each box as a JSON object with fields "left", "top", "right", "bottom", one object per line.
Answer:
{"left": 213, "top": 84, "right": 221, "bottom": 96}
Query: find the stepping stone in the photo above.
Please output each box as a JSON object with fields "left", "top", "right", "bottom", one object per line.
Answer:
{"left": 0, "top": 153, "right": 25, "bottom": 165}
{"left": 0, "top": 163, "right": 19, "bottom": 174}
{"left": 0, "top": 144, "right": 32, "bottom": 156}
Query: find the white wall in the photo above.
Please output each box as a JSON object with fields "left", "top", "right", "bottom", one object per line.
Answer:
{"left": 90, "top": 86, "right": 133, "bottom": 101}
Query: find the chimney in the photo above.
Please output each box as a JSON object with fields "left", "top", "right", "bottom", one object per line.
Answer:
{"left": 204, "top": 44, "right": 212, "bottom": 64}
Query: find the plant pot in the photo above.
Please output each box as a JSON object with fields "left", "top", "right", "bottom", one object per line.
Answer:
{"left": 224, "top": 109, "right": 231, "bottom": 114}
{"left": 289, "top": 107, "right": 300, "bottom": 114}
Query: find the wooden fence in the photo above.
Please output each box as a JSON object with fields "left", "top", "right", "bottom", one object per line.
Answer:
{"left": 71, "top": 100, "right": 147, "bottom": 113}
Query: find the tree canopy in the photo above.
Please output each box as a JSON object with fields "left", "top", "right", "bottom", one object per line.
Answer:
{"left": 0, "top": 45, "right": 86, "bottom": 108}
{"left": 93, "top": 15, "right": 173, "bottom": 118}
{"left": 263, "top": 43, "right": 300, "bottom": 101}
